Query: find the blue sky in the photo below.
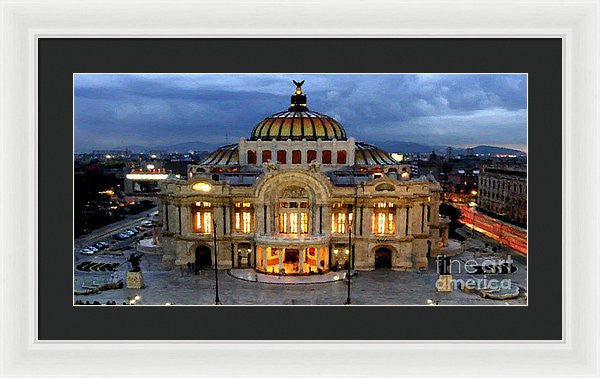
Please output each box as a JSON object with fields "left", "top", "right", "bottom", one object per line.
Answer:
{"left": 74, "top": 73, "right": 527, "bottom": 152}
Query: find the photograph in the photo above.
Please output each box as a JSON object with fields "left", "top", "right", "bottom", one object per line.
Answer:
{"left": 73, "top": 73, "right": 528, "bottom": 306}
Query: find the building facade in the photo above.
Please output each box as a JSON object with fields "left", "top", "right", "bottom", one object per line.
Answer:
{"left": 158, "top": 82, "right": 449, "bottom": 274}
{"left": 478, "top": 165, "right": 527, "bottom": 224}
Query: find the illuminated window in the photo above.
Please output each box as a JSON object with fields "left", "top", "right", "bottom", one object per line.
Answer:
{"left": 300, "top": 213, "right": 308, "bottom": 234}
{"left": 372, "top": 202, "right": 395, "bottom": 235}
{"left": 233, "top": 202, "right": 253, "bottom": 233}
{"left": 331, "top": 203, "right": 353, "bottom": 234}
{"left": 278, "top": 200, "right": 309, "bottom": 235}
{"left": 193, "top": 202, "right": 213, "bottom": 234}
{"left": 242, "top": 211, "right": 251, "bottom": 233}
{"left": 290, "top": 213, "right": 298, "bottom": 233}
{"left": 279, "top": 213, "right": 287, "bottom": 233}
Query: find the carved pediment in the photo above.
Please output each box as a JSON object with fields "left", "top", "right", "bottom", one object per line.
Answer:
{"left": 375, "top": 183, "right": 395, "bottom": 192}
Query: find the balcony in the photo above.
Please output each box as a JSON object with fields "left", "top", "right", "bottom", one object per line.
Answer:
{"left": 255, "top": 233, "right": 331, "bottom": 247}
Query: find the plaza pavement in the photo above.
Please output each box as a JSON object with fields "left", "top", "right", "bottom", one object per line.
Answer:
{"left": 74, "top": 237, "right": 527, "bottom": 306}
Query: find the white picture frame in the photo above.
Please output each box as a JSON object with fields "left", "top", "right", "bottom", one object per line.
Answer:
{"left": 1, "top": 0, "right": 598, "bottom": 376}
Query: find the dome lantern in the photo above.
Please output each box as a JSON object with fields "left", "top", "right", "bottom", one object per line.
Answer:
{"left": 289, "top": 80, "right": 308, "bottom": 111}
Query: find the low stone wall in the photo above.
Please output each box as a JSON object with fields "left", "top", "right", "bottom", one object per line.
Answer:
{"left": 136, "top": 238, "right": 163, "bottom": 254}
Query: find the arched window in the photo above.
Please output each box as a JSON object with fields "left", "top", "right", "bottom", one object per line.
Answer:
{"left": 277, "top": 150, "right": 287, "bottom": 164}
{"left": 322, "top": 150, "right": 332, "bottom": 164}
{"left": 247, "top": 150, "right": 256, "bottom": 164}
{"left": 307, "top": 150, "right": 317, "bottom": 163}
{"left": 292, "top": 150, "right": 301, "bottom": 164}
{"left": 337, "top": 150, "right": 347, "bottom": 164}
{"left": 261, "top": 150, "right": 271, "bottom": 163}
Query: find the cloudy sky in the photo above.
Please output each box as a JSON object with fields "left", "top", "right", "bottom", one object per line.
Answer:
{"left": 74, "top": 73, "right": 527, "bottom": 152}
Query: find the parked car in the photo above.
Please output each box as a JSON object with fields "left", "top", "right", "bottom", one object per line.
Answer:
{"left": 99, "top": 241, "right": 109, "bottom": 248}
{"left": 128, "top": 228, "right": 139, "bottom": 234}
{"left": 87, "top": 246, "right": 99, "bottom": 253}
{"left": 113, "top": 233, "right": 128, "bottom": 240}
{"left": 135, "top": 226, "right": 144, "bottom": 231}
{"left": 93, "top": 242, "right": 107, "bottom": 250}
{"left": 141, "top": 221, "right": 153, "bottom": 228}
{"left": 80, "top": 248, "right": 94, "bottom": 255}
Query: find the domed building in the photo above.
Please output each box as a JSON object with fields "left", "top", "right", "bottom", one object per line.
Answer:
{"left": 158, "top": 81, "right": 449, "bottom": 274}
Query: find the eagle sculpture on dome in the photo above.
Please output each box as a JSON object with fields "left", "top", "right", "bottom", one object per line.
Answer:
{"left": 293, "top": 80, "right": 304, "bottom": 93}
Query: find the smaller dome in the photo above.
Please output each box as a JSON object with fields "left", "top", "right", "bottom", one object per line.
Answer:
{"left": 354, "top": 142, "right": 396, "bottom": 165}
{"left": 201, "top": 144, "right": 238, "bottom": 165}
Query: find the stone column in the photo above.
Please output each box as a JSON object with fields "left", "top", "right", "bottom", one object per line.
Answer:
{"left": 263, "top": 247, "right": 268, "bottom": 271}
{"left": 315, "top": 248, "right": 321, "bottom": 270}
{"left": 395, "top": 205, "right": 404, "bottom": 238}
{"left": 214, "top": 205, "right": 224, "bottom": 236}
{"left": 300, "top": 248, "right": 305, "bottom": 273}
{"left": 395, "top": 242, "right": 413, "bottom": 271}
{"left": 323, "top": 205, "right": 332, "bottom": 235}
{"left": 180, "top": 205, "right": 191, "bottom": 236}
{"left": 278, "top": 248, "right": 284, "bottom": 273}
{"left": 363, "top": 206, "right": 372, "bottom": 236}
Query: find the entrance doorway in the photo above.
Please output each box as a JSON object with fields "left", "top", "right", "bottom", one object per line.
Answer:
{"left": 374, "top": 247, "right": 392, "bottom": 269}
{"left": 284, "top": 249, "right": 300, "bottom": 263}
{"left": 195, "top": 245, "right": 212, "bottom": 272}
{"left": 237, "top": 243, "right": 252, "bottom": 268}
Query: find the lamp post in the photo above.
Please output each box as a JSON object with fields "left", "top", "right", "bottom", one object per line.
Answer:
{"left": 346, "top": 212, "right": 353, "bottom": 305}
{"left": 212, "top": 219, "right": 221, "bottom": 305}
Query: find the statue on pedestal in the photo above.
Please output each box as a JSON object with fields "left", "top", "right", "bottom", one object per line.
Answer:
{"left": 127, "top": 252, "right": 144, "bottom": 272}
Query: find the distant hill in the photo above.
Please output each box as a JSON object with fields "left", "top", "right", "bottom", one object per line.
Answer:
{"left": 371, "top": 141, "right": 434, "bottom": 154}
{"left": 112, "top": 141, "right": 219, "bottom": 153}
{"left": 370, "top": 141, "right": 526, "bottom": 156}
{"left": 470, "top": 145, "right": 526, "bottom": 156}
{"left": 101, "top": 140, "right": 525, "bottom": 156}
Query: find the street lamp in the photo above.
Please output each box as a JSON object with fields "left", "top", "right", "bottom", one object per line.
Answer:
{"left": 346, "top": 210, "right": 353, "bottom": 305}
{"left": 212, "top": 218, "right": 221, "bottom": 305}
{"left": 346, "top": 185, "right": 358, "bottom": 305}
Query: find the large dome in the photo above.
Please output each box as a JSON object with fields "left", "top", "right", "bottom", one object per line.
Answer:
{"left": 250, "top": 110, "right": 347, "bottom": 141}
{"left": 249, "top": 80, "right": 347, "bottom": 141}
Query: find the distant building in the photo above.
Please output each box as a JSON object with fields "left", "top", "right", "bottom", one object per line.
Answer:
{"left": 478, "top": 165, "right": 527, "bottom": 225}
{"left": 124, "top": 161, "right": 168, "bottom": 201}
{"left": 446, "top": 147, "right": 453, "bottom": 159}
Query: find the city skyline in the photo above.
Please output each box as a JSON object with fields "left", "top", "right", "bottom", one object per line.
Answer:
{"left": 74, "top": 73, "right": 527, "bottom": 153}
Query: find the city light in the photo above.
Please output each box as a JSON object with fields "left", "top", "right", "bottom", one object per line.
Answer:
{"left": 391, "top": 153, "right": 404, "bottom": 162}
{"left": 98, "top": 189, "right": 115, "bottom": 196}
{"left": 125, "top": 173, "right": 169, "bottom": 180}
{"left": 146, "top": 164, "right": 155, "bottom": 170}
{"left": 192, "top": 182, "right": 212, "bottom": 192}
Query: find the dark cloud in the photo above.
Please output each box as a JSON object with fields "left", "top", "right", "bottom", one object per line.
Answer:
{"left": 74, "top": 74, "right": 527, "bottom": 152}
